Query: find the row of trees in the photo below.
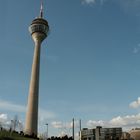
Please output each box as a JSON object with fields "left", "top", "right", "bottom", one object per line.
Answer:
{"left": 0, "top": 115, "right": 23, "bottom": 132}
{"left": 46, "top": 136, "right": 73, "bottom": 140}
{"left": 0, "top": 115, "right": 75, "bottom": 140}
{"left": 10, "top": 115, "right": 23, "bottom": 132}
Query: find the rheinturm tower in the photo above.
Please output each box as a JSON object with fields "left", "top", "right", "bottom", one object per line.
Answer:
{"left": 25, "top": 1, "right": 49, "bottom": 136}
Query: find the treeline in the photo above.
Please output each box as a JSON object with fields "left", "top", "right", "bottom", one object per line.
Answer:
{"left": 0, "top": 128, "right": 73, "bottom": 140}
{"left": 47, "top": 135, "right": 73, "bottom": 140}
{"left": 0, "top": 128, "right": 39, "bottom": 140}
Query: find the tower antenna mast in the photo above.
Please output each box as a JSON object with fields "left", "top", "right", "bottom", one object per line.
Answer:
{"left": 40, "top": 0, "right": 43, "bottom": 18}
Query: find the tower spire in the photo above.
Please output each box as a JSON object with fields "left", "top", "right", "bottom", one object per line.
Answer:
{"left": 40, "top": 0, "right": 43, "bottom": 18}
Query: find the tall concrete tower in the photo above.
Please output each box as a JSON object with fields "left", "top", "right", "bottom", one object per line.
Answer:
{"left": 25, "top": 1, "right": 49, "bottom": 136}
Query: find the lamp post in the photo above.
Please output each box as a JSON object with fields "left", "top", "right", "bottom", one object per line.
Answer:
{"left": 46, "top": 123, "right": 48, "bottom": 139}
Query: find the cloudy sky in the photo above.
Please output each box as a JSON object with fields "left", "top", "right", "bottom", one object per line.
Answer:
{"left": 1, "top": 0, "right": 140, "bottom": 137}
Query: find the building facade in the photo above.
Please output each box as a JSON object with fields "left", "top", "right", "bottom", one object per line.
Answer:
{"left": 80, "top": 126, "right": 122, "bottom": 140}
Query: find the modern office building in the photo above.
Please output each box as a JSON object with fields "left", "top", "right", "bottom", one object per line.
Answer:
{"left": 80, "top": 126, "right": 122, "bottom": 140}
{"left": 80, "top": 128, "right": 95, "bottom": 140}
{"left": 24, "top": 1, "right": 49, "bottom": 136}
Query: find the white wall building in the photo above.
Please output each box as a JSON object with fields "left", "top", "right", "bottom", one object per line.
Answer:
{"left": 80, "top": 126, "right": 122, "bottom": 140}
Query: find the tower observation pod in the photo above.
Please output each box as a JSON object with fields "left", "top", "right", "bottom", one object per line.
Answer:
{"left": 25, "top": 1, "right": 49, "bottom": 137}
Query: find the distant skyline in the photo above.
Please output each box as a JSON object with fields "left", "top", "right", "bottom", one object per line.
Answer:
{"left": 1, "top": 0, "right": 140, "bottom": 138}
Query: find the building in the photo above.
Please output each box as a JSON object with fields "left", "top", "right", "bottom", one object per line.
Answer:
{"left": 80, "top": 128, "right": 95, "bottom": 140}
{"left": 129, "top": 128, "right": 140, "bottom": 140}
{"left": 80, "top": 126, "right": 122, "bottom": 140}
{"left": 24, "top": 1, "right": 49, "bottom": 136}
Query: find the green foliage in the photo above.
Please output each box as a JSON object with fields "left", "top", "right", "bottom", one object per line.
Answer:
{"left": 0, "top": 130, "right": 37, "bottom": 140}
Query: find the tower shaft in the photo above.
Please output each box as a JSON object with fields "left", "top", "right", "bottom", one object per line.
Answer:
{"left": 25, "top": 41, "right": 41, "bottom": 136}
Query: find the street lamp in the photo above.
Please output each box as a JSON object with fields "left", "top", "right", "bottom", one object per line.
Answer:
{"left": 46, "top": 123, "right": 48, "bottom": 139}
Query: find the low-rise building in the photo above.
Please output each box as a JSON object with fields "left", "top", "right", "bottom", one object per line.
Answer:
{"left": 129, "top": 128, "right": 140, "bottom": 140}
{"left": 80, "top": 126, "right": 122, "bottom": 140}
